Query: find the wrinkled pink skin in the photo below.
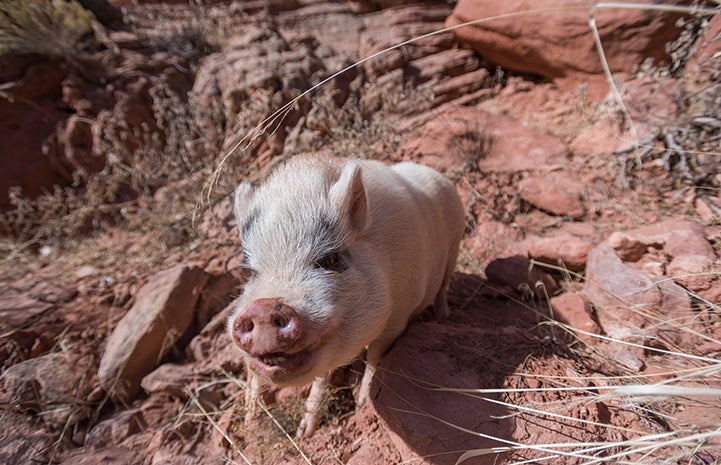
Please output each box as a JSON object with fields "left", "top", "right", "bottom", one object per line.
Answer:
{"left": 227, "top": 155, "right": 465, "bottom": 438}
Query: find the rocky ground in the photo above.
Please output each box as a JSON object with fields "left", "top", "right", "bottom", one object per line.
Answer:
{"left": 1, "top": 1, "right": 720, "bottom": 464}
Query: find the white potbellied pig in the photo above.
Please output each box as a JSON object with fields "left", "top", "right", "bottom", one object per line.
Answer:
{"left": 228, "top": 155, "right": 465, "bottom": 437}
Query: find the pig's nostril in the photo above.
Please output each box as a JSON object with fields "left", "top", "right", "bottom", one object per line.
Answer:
{"left": 234, "top": 319, "right": 254, "bottom": 335}
{"left": 232, "top": 317, "right": 256, "bottom": 351}
{"left": 272, "top": 315, "right": 287, "bottom": 328}
{"left": 274, "top": 314, "right": 299, "bottom": 340}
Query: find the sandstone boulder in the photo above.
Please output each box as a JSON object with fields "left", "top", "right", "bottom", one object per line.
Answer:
{"left": 98, "top": 265, "right": 209, "bottom": 401}
{"left": 604, "top": 219, "right": 720, "bottom": 301}
{"left": 0, "top": 57, "right": 69, "bottom": 206}
{"left": 467, "top": 220, "right": 527, "bottom": 265}
{"left": 374, "top": 319, "right": 515, "bottom": 465}
{"left": 582, "top": 245, "right": 691, "bottom": 344}
{"left": 445, "top": 0, "right": 683, "bottom": 80}
{"left": 84, "top": 409, "right": 144, "bottom": 449}
{"left": 607, "top": 219, "right": 716, "bottom": 262}
{"left": 400, "top": 106, "right": 569, "bottom": 173}
{"left": 528, "top": 233, "right": 595, "bottom": 271}
{"left": 550, "top": 292, "right": 600, "bottom": 341}
{"left": 190, "top": 25, "right": 325, "bottom": 160}
{"left": 667, "top": 254, "right": 718, "bottom": 296}
{"left": 518, "top": 171, "right": 585, "bottom": 218}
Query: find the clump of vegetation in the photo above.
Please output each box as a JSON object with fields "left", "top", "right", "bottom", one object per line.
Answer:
{"left": 0, "top": 81, "right": 225, "bottom": 282}
{"left": 0, "top": 0, "right": 100, "bottom": 59}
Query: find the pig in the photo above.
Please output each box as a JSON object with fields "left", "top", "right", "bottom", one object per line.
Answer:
{"left": 227, "top": 155, "right": 465, "bottom": 438}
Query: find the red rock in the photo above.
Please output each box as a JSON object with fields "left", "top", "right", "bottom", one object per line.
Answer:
{"left": 0, "top": 294, "right": 53, "bottom": 332}
{"left": 0, "top": 58, "right": 69, "bottom": 206}
{"left": 0, "top": 353, "right": 93, "bottom": 429}
{"left": 191, "top": 25, "right": 323, "bottom": 159}
{"left": 575, "top": 75, "right": 683, "bottom": 155}
{"left": 185, "top": 303, "right": 244, "bottom": 375}
{"left": 582, "top": 245, "right": 691, "bottom": 344}
{"left": 0, "top": 411, "right": 57, "bottom": 464}
{"left": 400, "top": 106, "right": 569, "bottom": 174}
{"left": 559, "top": 222, "right": 598, "bottom": 238}
{"left": 667, "top": 254, "right": 718, "bottom": 295}
{"left": 374, "top": 320, "right": 515, "bottom": 465}
{"left": 518, "top": 171, "right": 585, "bottom": 218}
{"left": 550, "top": 292, "right": 600, "bottom": 340}
{"left": 606, "top": 232, "right": 649, "bottom": 262}
{"left": 212, "top": 404, "right": 241, "bottom": 450}
{"left": 528, "top": 234, "right": 595, "bottom": 271}
{"left": 612, "top": 348, "right": 645, "bottom": 372}
{"left": 195, "top": 272, "right": 244, "bottom": 328}
{"left": 574, "top": 77, "right": 681, "bottom": 153}
{"left": 608, "top": 219, "right": 716, "bottom": 262}
{"left": 0, "top": 329, "right": 53, "bottom": 368}
{"left": 59, "top": 447, "right": 139, "bottom": 465}
{"left": 85, "top": 409, "right": 144, "bottom": 448}
{"left": 641, "top": 261, "right": 665, "bottom": 276}
{"left": 143, "top": 414, "right": 226, "bottom": 464}
{"left": 485, "top": 255, "right": 559, "bottom": 299}
{"left": 446, "top": 0, "right": 683, "bottom": 80}
{"left": 685, "top": 15, "right": 721, "bottom": 77}
{"left": 140, "top": 363, "right": 195, "bottom": 397}
{"left": 98, "top": 265, "right": 209, "bottom": 401}
{"left": 467, "top": 220, "right": 528, "bottom": 265}
{"left": 694, "top": 196, "right": 721, "bottom": 224}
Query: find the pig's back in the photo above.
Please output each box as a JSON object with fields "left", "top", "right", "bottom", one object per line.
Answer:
{"left": 359, "top": 160, "right": 464, "bottom": 315}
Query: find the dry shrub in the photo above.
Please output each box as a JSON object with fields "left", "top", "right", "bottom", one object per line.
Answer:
{"left": 298, "top": 83, "right": 431, "bottom": 160}
{"left": 0, "top": 0, "right": 100, "bottom": 59}
{"left": 0, "top": 79, "right": 218, "bottom": 254}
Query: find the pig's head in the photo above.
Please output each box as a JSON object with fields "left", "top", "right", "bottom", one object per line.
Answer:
{"left": 227, "top": 157, "right": 390, "bottom": 386}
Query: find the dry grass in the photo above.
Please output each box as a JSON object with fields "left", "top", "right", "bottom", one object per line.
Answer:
{"left": 0, "top": 67, "right": 222, "bottom": 282}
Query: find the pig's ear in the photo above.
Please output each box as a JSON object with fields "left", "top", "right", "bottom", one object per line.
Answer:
{"left": 330, "top": 163, "right": 367, "bottom": 232}
{"left": 234, "top": 182, "right": 255, "bottom": 231}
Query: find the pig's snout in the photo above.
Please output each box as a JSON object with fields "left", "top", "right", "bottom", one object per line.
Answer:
{"left": 232, "top": 299, "right": 303, "bottom": 355}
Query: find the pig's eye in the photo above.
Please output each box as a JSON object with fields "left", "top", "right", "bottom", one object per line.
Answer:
{"left": 241, "top": 265, "right": 257, "bottom": 279}
{"left": 314, "top": 251, "right": 347, "bottom": 273}
{"left": 240, "top": 249, "right": 257, "bottom": 277}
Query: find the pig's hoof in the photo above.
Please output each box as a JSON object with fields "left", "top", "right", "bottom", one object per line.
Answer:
{"left": 296, "top": 411, "right": 321, "bottom": 439}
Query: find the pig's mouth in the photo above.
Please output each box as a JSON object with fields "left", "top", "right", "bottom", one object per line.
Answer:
{"left": 248, "top": 342, "right": 321, "bottom": 383}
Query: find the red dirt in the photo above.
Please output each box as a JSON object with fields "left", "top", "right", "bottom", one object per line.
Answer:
{"left": 1, "top": 1, "right": 720, "bottom": 464}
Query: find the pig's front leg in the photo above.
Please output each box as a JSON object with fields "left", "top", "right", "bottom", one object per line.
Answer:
{"left": 244, "top": 369, "right": 262, "bottom": 426}
{"left": 296, "top": 374, "right": 330, "bottom": 438}
{"left": 356, "top": 319, "right": 406, "bottom": 406}
{"left": 356, "top": 361, "right": 377, "bottom": 407}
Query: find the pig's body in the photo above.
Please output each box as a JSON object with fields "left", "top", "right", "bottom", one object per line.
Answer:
{"left": 228, "top": 155, "right": 465, "bottom": 437}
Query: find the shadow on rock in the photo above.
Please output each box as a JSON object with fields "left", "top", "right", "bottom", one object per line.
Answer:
{"left": 370, "top": 271, "right": 567, "bottom": 465}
